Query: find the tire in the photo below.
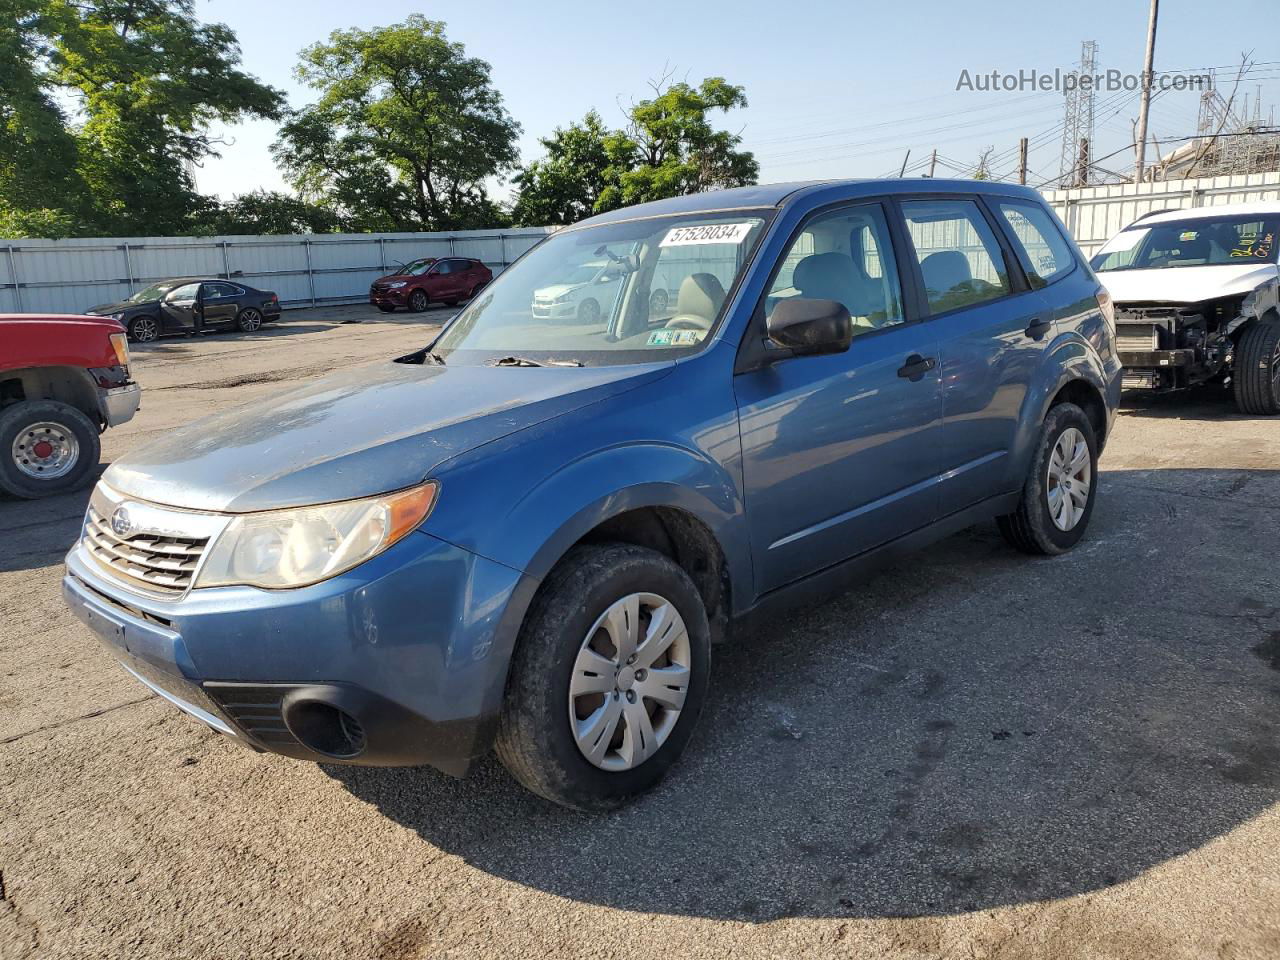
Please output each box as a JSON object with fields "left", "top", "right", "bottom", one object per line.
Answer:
{"left": 649, "top": 288, "right": 669, "bottom": 316}
{"left": 376, "top": 304, "right": 396, "bottom": 313}
{"left": 236, "top": 307, "right": 263, "bottom": 333}
{"left": 1233, "top": 318, "right": 1280, "bottom": 415}
{"left": 577, "top": 298, "right": 601, "bottom": 324}
{"left": 408, "top": 290, "right": 429, "bottom": 313}
{"left": 127, "top": 315, "right": 160, "bottom": 343}
{"left": 496, "top": 543, "right": 711, "bottom": 811}
{"left": 0, "top": 400, "right": 101, "bottom": 499}
{"left": 997, "top": 402, "right": 1098, "bottom": 555}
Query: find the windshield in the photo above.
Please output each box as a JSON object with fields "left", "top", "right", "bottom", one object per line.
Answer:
{"left": 399, "top": 258, "right": 436, "bottom": 276}
{"left": 1091, "top": 215, "right": 1279, "bottom": 272}
{"left": 128, "top": 282, "right": 179, "bottom": 302}
{"left": 431, "top": 212, "right": 769, "bottom": 366}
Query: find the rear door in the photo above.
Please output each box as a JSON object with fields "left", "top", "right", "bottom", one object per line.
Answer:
{"left": 734, "top": 199, "right": 944, "bottom": 593}
{"left": 897, "top": 196, "right": 1053, "bottom": 510}
{"left": 200, "top": 282, "right": 241, "bottom": 326}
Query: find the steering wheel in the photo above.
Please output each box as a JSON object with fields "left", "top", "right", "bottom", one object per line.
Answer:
{"left": 664, "top": 315, "right": 713, "bottom": 331}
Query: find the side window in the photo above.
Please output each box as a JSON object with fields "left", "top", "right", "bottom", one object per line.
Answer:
{"left": 900, "top": 200, "right": 1011, "bottom": 313}
{"left": 167, "top": 282, "right": 200, "bottom": 302}
{"left": 203, "top": 282, "right": 237, "bottom": 298}
{"left": 449, "top": 259, "right": 471, "bottom": 273}
{"left": 431, "top": 261, "right": 451, "bottom": 275}
{"left": 997, "top": 200, "right": 1075, "bottom": 288}
{"left": 765, "top": 203, "right": 905, "bottom": 337}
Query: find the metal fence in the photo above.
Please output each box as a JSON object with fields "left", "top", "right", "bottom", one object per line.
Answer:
{"left": 1042, "top": 172, "right": 1280, "bottom": 257}
{"left": 6, "top": 172, "right": 1280, "bottom": 315}
{"left": 0, "top": 227, "right": 555, "bottom": 315}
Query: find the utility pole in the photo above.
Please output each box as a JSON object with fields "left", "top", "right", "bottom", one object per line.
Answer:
{"left": 1017, "top": 137, "right": 1028, "bottom": 185}
{"left": 899, "top": 149, "right": 911, "bottom": 177}
{"left": 928, "top": 149, "right": 937, "bottom": 178}
{"left": 1134, "top": 0, "right": 1159, "bottom": 183}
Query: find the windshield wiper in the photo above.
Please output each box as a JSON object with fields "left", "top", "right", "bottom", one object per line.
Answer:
{"left": 486, "top": 355, "right": 583, "bottom": 367}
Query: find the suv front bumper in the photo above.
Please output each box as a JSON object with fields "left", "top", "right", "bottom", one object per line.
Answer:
{"left": 63, "top": 529, "right": 536, "bottom": 776}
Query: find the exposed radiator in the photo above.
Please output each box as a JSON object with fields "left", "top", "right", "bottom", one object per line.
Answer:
{"left": 1116, "top": 322, "right": 1160, "bottom": 352}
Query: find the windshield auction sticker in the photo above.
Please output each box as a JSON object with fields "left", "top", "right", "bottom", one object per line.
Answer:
{"left": 660, "top": 223, "right": 754, "bottom": 247}
{"left": 648, "top": 329, "right": 706, "bottom": 346}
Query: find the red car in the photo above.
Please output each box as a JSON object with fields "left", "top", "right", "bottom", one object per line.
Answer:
{"left": 369, "top": 257, "right": 492, "bottom": 313}
{"left": 0, "top": 314, "right": 141, "bottom": 498}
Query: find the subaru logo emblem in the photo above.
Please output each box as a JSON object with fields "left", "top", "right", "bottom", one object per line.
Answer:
{"left": 110, "top": 507, "right": 133, "bottom": 537}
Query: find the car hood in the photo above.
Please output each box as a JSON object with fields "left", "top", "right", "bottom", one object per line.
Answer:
{"left": 372, "top": 273, "right": 414, "bottom": 285}
{"left": 534, "top": 283, "right": 588, "bottom": 300}
{"left": 85, "top": 300, "right": 148, "bottom": 315}
{"left": 104, "top": 359, "right": 672, "bottom": 513}
{"left": 1099, "top": 263, "right": 1279, "bottom": 304}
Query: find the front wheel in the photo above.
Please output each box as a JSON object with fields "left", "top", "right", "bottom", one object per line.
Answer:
{"left": 496, "top": 543, "right": 711, "bottom": 811}
{"left": 236, "top": 307, "right": 263, "bottom": 333}
{"left": 0, "top": 400, "right": 101, "bottom": 499}
{"left": 1233, "top": 318, "right": 1280, "bottom": 415}
{"left": 408, "top": 289, "right": 429, "bottom": 313}
{"left": 127, "top": 315, "right": 160, "bottom": 343}
{"left": 997, "top": 402, "right": 1098, "bottom": 555}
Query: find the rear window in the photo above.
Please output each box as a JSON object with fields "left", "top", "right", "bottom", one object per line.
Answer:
{"left": 996, "top": 200, "right": 1076, "bottom": 288}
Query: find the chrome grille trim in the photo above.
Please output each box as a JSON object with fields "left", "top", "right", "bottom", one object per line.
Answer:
{"left": 81, "top": 483, "right": 231, "bottom": 599}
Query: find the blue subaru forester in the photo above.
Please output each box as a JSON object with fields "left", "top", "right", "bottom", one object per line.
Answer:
{"left": 64, "top": 180, "right": 1121, "bottom": 810}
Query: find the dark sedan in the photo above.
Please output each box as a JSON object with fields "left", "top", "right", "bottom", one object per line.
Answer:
{"left": 87, "top": 277, "right": 282, "bottom": 343}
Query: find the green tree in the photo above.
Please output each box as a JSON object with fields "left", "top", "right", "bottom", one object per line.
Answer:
{"left": 274, "top": 16, "right": 520, "bottom": 232}
{"left": 597, "top": 75, "right": 758, "bottom": 212}
{"left": 510, "top": 111, "right": 611, "bottom": 226}
{"left": 198, "top": 190, "right": 344, "bottom": 235}
{"left": 1, "top": 0, "right": 283, "bottom": 237}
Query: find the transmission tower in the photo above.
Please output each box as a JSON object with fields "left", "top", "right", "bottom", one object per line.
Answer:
{"left": 1059, "top": 41, "right": 1099, "bottom": 187}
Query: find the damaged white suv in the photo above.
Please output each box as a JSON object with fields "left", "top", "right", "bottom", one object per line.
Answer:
{"left": 1092, "top": 202, "right": 1280, "bottom": 413}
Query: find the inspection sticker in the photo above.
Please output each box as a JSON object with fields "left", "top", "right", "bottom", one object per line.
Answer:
{"left": 660, "top": 222, "right": 754, "bottom": 247}
{"left": 647, "top": 329, "right": 705, "bottom": 346}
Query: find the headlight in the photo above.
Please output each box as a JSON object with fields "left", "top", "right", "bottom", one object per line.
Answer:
{"left": 553, "top": 292, "right": 574, "bottom": 304}
{"left": 195, "top": 482, "right": 438, "bottom": 589}
{"left": 387, "top": 281, "right": 408, "bottom": 289}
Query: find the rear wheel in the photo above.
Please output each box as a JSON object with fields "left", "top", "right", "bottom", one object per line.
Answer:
{"left": 236, "top": 307, "right": 263, "bottom": 333}
{"left": 1233, "top": 318, "right": 1280, "bottom": 415}
{"left": 0, "top": 400, "right": 100, "bottom": 499}
{"left": 408, "top": 289, "right": 429, "bottom": 313}
{"left": 496, "top": 543, "right": 711, "bottom": 811}
{"left": 997, "top": 402, "right": 1098, "bottom": 555}
{"left": 127, "top": 315, "right": 160, "bottom": 343}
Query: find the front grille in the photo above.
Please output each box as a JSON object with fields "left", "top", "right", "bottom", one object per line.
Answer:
{"left": 204, "top": 684, "right": 301, "bottom": 749}
{"left": 1116, "top": 322, "right": 1160, "bottom": 352}
{"left": 84, "top": 503, "right": 208, "bottom": 594}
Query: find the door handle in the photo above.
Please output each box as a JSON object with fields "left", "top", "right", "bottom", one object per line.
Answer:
{"left": 897, "top": 354, "right": 938, "bottom": 381}
{"left": 1024, "top": 317, "right": 1052, "bottom": 340}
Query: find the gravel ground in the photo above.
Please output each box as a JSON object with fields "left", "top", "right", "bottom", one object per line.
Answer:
{"left": 2, "top": 305, "right": 1278, "bottom": 959}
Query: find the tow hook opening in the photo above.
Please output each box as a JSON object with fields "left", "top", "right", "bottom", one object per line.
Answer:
{"left": 284, "top": 700, "right": 367, "bottom": 759}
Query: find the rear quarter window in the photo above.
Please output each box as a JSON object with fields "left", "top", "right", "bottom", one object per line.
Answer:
{"left": 996, "top": 200, "right": 1076, "bottom": 288}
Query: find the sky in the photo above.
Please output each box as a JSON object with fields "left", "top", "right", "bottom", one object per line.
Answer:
{"left": 192, "top": 0, "right": 1280, "bottom": 202}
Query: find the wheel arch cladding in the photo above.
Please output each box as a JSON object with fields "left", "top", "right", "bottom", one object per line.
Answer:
{"left": 0, "top": 366, "right": 104, "bottom": 425}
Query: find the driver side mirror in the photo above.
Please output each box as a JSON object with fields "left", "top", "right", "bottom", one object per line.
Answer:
{"left": 766, "top": 298, "right": 852, "bottom": 357}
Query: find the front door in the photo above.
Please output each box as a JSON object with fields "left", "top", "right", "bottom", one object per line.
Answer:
{"left": 735, "top": 201, "right": 944, "bottom": 594}
{"left": 159, "top": 281, "right": 202, "bottom": 332}
{"left": 897, "top": 197, "right": 1057, "bottom": 510}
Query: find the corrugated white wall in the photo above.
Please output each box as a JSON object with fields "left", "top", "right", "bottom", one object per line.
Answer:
{"left": 7, "top": 175, "right": 1280, "bottom": 314}
{"left": 0, "top": 228, "right": 554, "bottom": 315}
{"left": 1042, "top": 172, "right": 1280, "bottom": 257}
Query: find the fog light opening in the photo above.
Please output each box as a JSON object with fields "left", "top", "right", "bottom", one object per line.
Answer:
{"left": 285, "top": 700, "right": 367, "bottom": 758}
